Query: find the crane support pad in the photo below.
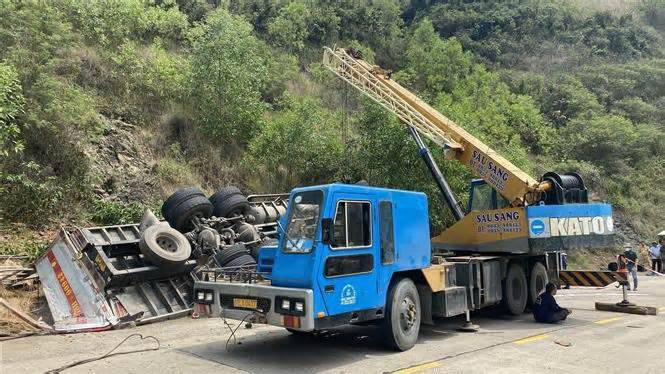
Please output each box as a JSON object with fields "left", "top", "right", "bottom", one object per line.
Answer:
{"left": 595, "top": 302, "right": 657, "bottom": 315}
{"left": 559, "top": 270, "right": 627, "bottom": 287}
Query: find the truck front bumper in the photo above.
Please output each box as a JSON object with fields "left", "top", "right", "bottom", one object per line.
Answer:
{"left": 193, "top": 281, "right": 315, "bottom": 331}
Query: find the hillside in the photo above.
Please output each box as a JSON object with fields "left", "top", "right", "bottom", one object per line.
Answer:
{"left": 1, "top": 0, "right": 663, "bottom": 258}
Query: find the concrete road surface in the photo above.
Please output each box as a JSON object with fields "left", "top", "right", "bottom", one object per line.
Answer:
{"left": 3, "top": 275, "right": 664, "bottom": 373}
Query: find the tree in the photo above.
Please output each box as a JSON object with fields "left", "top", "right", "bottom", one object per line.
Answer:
{"left": 246, "top": 95, "right": 343, "bottom": 191}
{"left": 267, "top": 2, "right": 311, "bottom": 51}
{"left": 188, "top": 9, "right": 270, "bottom": 143}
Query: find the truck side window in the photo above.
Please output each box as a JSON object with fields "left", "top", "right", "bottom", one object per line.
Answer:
{"left": 379, "top": 201, "right": 394, "bottom": 264}
{"left": 324, "top": 254, "right": 373, "bottom": 277}
{"left": 331, "top": 201, "right": 371, "bottom": 249}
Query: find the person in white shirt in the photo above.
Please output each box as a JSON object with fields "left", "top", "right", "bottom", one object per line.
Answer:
{"left": 648, "top": 242, "right": 662, "bottom": 274}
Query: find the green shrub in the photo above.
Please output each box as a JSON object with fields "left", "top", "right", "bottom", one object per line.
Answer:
{"left": 62, "top": 0, "right": 189, "bottom": 47}
{"left": 155, "top": 144, "right": 200, "bottom": 187}
{"left": 0, "top": 162, "right": 64, "bottom": 225}
{"left": 246, "top": 94, "right": 344, "bottom": 191}
{"left": 89, "top": 199, "right": 147, "bottom": 225}
{"left": 0, "top": 63, "right": 25, "bottom": 156}
{"left": 0, "top": 223, "right": 49, "bottom": 260}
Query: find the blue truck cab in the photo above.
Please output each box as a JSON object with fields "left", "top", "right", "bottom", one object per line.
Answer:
{"left": 271, "top": 184, "right": 430, "bottom": 322}
{"left": 194, "top": 183, "right": 437, "bottom": 349}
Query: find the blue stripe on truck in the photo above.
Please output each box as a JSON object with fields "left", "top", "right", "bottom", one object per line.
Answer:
{"left": 526, "top": 203, "right": 612, "bottom": 218}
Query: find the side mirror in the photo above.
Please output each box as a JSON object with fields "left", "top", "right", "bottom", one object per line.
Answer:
{"left": 321, "top": 218, "right": 333, "bottom": 245}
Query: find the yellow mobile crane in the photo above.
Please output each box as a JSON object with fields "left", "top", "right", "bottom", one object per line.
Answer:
{"left": 323, "top": 47, "right": 614, "bottom": 254}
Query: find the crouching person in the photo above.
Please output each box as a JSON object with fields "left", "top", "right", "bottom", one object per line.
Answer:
{"left": 533, "top": 283, "right": 572, "bottom": 323}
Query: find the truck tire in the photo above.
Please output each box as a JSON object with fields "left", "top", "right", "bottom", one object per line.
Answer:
{"left": 166, "top": 194, "right": 213, "bottom": 232}
{"left": 209, "top": 186, "right": 242, "bottom": 203}
{"left": 161, "top": 187, "right": 205, "bottom": 220}
{"left": 528, "top": 262, "right": 548, "bottom": 305}
{"left": 139, "top": 225, "right": 191, "bottom": 268}
{"left": 382, "top": 278, "right": 420, "bottom": 351}
{"left": 503, "top": 264, "right": 528, "bottom": 315}
{"left": 212, "top": 193, "right": 251, "bottom": 218}
{"left": 215, "top": 245, "right": 249, "bottom": 266}
{"left": 224, "top": 254, "right": 256, "bottom": 268}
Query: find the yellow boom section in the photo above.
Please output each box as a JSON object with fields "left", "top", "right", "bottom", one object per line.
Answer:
{"left": 322, "top": 47, "right": 546, "bottom": 206}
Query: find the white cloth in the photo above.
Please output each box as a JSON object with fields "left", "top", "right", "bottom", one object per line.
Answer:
{"left": 649, "top": 245, "right": 661, "bottom": 259}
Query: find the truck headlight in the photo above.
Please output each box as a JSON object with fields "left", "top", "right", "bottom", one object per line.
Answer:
{"left": 195, "top": 289, "right": 214, "bottom": 304}
{"left": 275, "top": 296, "right": 305, "bottom": 316}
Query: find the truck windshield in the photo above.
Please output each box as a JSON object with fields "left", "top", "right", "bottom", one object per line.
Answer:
{"left": 282, "top": 190, "right": 323, "bottom": 253}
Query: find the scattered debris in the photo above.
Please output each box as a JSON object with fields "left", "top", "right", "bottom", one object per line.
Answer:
{"left": 554, "top": 340, "right": 572, "bottom": 347}
{"left": 0, "top": 281, "right": 46, "bottom": 336}
{"left": 0, "top": 297, "right": 52, "bottom": 331}
{"left": 0, "top": 257, "right": 37, "bottom": 289}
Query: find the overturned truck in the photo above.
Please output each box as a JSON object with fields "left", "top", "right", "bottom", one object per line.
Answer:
{"left": 35, "top": 187, "right": 287, "bottom": 331}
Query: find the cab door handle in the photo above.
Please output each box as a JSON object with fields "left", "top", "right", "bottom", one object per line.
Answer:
{"left": 324, "top": 285, "right": 334, "bottom": 293}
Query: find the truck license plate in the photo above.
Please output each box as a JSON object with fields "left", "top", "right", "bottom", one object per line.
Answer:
{"left": 233, "top": 298, "right": 257, "bottom": 309}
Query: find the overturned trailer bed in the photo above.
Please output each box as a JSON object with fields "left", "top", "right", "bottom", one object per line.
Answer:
{"left": 35, "top": 190, "right": 290, "bottom": 332}
{"left": 36, "top": 224, "right": 196, "bottom": 331}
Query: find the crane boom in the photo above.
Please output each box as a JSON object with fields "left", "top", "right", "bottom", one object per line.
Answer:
{"left": 322, "top": 47, "right": 548, "bottom": 206}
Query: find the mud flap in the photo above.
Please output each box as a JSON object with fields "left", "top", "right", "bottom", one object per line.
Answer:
{"left": 417, "top": 285, "right": 434, "bottom": 325}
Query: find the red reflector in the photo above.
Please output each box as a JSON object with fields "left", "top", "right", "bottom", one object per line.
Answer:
{"left": 283, "top": 315, "right": 300, "bottom": 328}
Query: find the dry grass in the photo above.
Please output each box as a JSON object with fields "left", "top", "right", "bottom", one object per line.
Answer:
{"left": 0, "top": 286, "right": 42, "bottom": 335}
{"left": 0, "top": 259, "right": 45, "bottom": 335}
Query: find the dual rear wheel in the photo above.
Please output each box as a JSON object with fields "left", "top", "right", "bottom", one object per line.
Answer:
{"left": 503, "top": 262, "right": 549, "bottom": 315}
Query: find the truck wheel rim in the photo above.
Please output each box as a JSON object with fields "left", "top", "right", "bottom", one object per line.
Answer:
{"left": 156, "top": 235, "right": 178, "bottom": 253}
{"left": 399, "top": 297, "right": 417, "bottom": 331}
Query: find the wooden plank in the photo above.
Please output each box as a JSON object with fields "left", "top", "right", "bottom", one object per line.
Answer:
{"left": 0, "top": 270, "right": 23, "bottom": 282}
{"left": 0, "top": 298, "right": 53, "bottom": 331}
{"left": 0, "top": 268, "right": 33, "bottom": 272}
{"left": 595, "top": 302, "right": 658, "bottom": 316}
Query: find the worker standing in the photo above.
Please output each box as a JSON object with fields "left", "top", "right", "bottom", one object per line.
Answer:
{"left": 648, "top": 241, "right": 662, "bottom": 274}
{"left": 623, "top": 243, "right": 639, "bottom": 290}
{"left": 532, "top": 283, "right": 571, "bottom": 323}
